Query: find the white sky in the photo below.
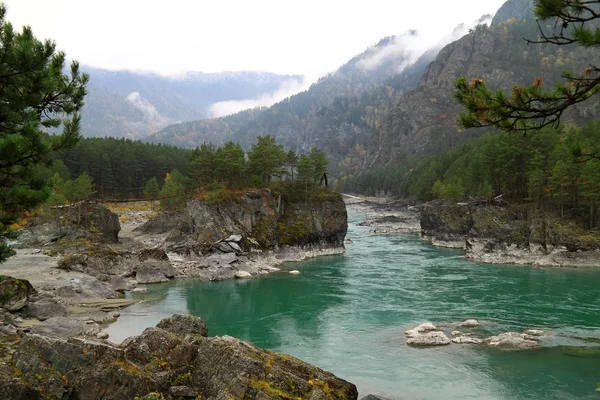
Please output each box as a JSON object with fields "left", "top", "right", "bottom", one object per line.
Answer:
{"left": 4, "top": 0, "right": 507, "bottom": 76}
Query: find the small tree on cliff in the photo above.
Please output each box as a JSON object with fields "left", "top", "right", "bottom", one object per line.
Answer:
{"left": 0, "top": 4, "right": 88, "bottom": 262}
{"left": 455, "top": 1, "right": 600, "bottom": 134}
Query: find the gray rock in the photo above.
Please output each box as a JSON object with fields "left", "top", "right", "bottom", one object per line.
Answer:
{"left": 452, "top": 335, "right": 483, "bottom": 344}
{"left": 235, "top": 271, "right": 252, "bottom": 279}
{"left": 156, "top": 314, "right": 209, "bottom": 338}
{"left": 485, "top": 332, "right": 540, "bottom": 349}
{"left": 96, "top": 331, "right": 109, "bottom": 339}
{"left": 360, "top": 395, "right": 392, "bottom": 400}
{"left": 169, "top": 386, "right": 197, "bottom": 398}
{"left": 30, "top": 317, "right": 99, "bottom": 338}
{"left": 132, "top": 287, "right": 148, "bottom": 293}
{"left": 22, "top": 298, "right": 67, "bottom": 321}
{"left": 136, "top": 265, "right": 169, "bottom": 284}
{"left": 206, "top": 252, "right": 238, "bottom": 265}
{"left": 459, "top": 319, "right": 479, "bottom": 328}
{"left": 405, "top": 322, "right": 437, "bottom": 336}
{"left": 407, "top": 331, "right": 451, "bottom": 346}
{"left": 213, "top": 241, "right": 236, "bottom": 253}
{"left": 228, "top": 241, "right": 242, "bottom": 252}
{"left": 0, "top": 276, "right": 36, "bottom": 311}
{"left": 225, "top": 234, "right": 242, "bottom": 242}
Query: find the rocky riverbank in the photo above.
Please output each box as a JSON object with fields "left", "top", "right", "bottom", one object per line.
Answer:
{"left": 0, "top": 313, "right": 358, "bottom": 399}
{"left": 0, "top": 189, "right": 348, "bottom": 339}
{"left": 347, "top": 196, "right": 600, "bottom": 268}
{"left": 420, "top": 200, "right": 600, "bottom": 268}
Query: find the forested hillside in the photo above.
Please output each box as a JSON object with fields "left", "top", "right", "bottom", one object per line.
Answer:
{"left": 145, "top": 30, "right": 465, "bottom": 165}
{"left": 368, "top": 0, "right": 600, "bottom": 167}
{"left": 56, "top": 138, "right": 192, "bottom": 198}
{"left": 80, "top": 67, "right": 302, "bottom": 139}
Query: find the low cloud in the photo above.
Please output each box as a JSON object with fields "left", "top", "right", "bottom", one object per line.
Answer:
{"left": 207, "top": 75, "right": 319, "bottom": 118}
{"left": 126, "top": 91, "right": 171, "bottom": 129}
{"left": 356, "top": 15, "right": 494, "bottom": 73}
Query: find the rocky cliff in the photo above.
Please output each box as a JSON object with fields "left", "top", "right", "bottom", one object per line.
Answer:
{"left": 0, "top": 314, "right": 358, "bottom": 400}
{"left": 131, "top": 188, "right": 348, "bottom": 281}
{"left": 420, "top": 200, "right": 600, "bottom": 267}
{"left": 368, "top": 0, "right": 600, "bottom": 167}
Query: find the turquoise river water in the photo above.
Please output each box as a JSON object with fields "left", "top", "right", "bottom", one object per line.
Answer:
{"left": 107, "top": 207, "right": 600, "bottom": 399}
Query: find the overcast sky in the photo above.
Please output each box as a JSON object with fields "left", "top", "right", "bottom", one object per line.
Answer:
{"left": 4, "top": 0, "right": 507, "bottom": 76}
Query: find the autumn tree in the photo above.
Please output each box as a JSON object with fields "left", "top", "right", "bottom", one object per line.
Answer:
{"left": 455, "top": 0, "right": 600, "bottom": 133}
{"left": 0, "top": 4, "right": 88, "bottom": 262}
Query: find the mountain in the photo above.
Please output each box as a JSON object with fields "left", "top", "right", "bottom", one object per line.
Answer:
{"left": 145, "top": 27, "right": 474, "bottom": 165}
{"left": 79, "top": 67, "right": 302, "bottom": 139}
{"left": 368, "top": 0, "right": 600, "bottom": 168}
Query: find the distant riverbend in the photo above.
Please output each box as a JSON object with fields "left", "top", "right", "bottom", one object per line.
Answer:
{"left": 108, "top": 206, "right": 600, "bottom": 399}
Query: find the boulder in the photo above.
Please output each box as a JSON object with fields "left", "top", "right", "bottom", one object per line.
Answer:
{"left": 289, "top": 270, "right": 301, "bottom": 275}
{"left": 22, "top": 297, "right": 67, "bottom": 320}
{"left": 225, "top": 234, "right": 242, "bottom": 242}
{"left": 459, "top": 319, "right": 479, "bottom": 328}
{"left": 136, "top": 265, "right": 169, "bottom": 284}
{"left": 407, "top": 331, "right": 451, "bottom": 346}
{"left": 360, "top": 396, "right": 392, "bottom": 400}
{"left": 0, "top": 275, "right": 36, "bottom": 311}
{"left": 64, "top": 202, "right": 121, "bottom": 242}
{"left": 155, "top": 314, "right": 208, "bottom": 338}
{"left": 405, "top": 322, "right": 437, "bottom": 337}
{"left": 452, "top": 335, "right": 483, "bottom": 344}
{"left": 485, "top": 332, "right": 540, "bottom": 349}
{"left": 235, "top": 271, "right": 252, "bottom": 279}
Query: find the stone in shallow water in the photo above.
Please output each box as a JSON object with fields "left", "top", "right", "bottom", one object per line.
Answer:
{"left": 524, "top": 329, "right": 547, "bottom": 337}
{"left": 459, "top": 319, "right": 479, "bottom": 328}
{"left": 235, "top": 271, "right": 252, "bottom": 279}
{"left": 485, "top": 332, "right": 540, "bottom": 349}
{"left": 289, "top": 270, "right": 301, "bottom": 275}
{"left": 405, "top": 322, "right": 437, "bottom": 337}
{"left": 452, "top": 335, "right": 483, "bottom": 344}
{"left": 407, "top": 331, "right": 451, "bottom": 346}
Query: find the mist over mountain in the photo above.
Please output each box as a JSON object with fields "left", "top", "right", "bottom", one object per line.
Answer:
{"left": 368, "top": 0, "right": 600, "bottom": 168}
{"left": 80, "top": 68, "right": 303, "bottom": 139}
{"left": 146, "top": 21, "right": 485, "bottom": 168}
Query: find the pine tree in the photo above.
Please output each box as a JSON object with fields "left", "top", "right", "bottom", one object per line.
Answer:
{"left": 0, "top": 4, "right": 88, "bottom": 262}
{"left": 248, "top": 135, "right": 286, "bottom": 183}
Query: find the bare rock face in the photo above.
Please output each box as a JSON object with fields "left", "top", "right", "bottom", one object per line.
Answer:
{"left": 0, "top": 275, "right": 36, "bottom": 311}
{"left": 64, "top": 202, "right": 121, "bottom": 242}
{"left": 1, "top": 315, "right": 358, "bottom": 400}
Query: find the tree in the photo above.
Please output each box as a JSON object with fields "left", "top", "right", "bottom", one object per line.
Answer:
{"left": 64, "top": 172, "right": 95, "bottom": 204}
{"left": 214, "top": 141, "right": 245, "bottom": 188}
{"left": 144, "top": 177, "right": 160, "bottom": 199}
{"left": 159, "top": 170, "right": 186, "bottom": 211}
{"left": 455, "top": 1, "right": 600, "bottom": 132}
{"left": 248, "top": 135, "right": 285, "bottom": 183}
{"left": 0, "top": 4, "right": 88, "bottom": 262}
{"left": 285, "top": 150, "right": 299, "bottom": 182}
{"left": 308, "top": 147, "right": 329, "bottom": 183}
{"left": 188, "top": 143, "right": 216, "bottom": 190}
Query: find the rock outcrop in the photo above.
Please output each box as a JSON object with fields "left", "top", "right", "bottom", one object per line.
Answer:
{"left": 0, "top": 314, "right": 358, "bottom": 400}
{"left": 132, "top": 188, "right": 348, "bottom": 280}
{"left": 420, "top": 200, "right": 600, "bottom": 267}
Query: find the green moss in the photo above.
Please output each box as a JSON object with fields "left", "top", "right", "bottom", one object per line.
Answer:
{"left": 249, "top": 379, "right": 297, "bottom": 399}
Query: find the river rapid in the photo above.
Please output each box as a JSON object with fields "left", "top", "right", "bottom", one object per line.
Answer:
{"left": 107, "top": 206, "right": 600, "bottom": 399}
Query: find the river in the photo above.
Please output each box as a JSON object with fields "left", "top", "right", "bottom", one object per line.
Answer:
{"left": 107, "top": 206, "right": 600, "bottom": 399}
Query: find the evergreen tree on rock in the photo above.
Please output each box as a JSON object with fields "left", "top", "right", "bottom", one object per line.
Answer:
{"left": 0, "top": 4, "right": 88, "bottom": 262}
